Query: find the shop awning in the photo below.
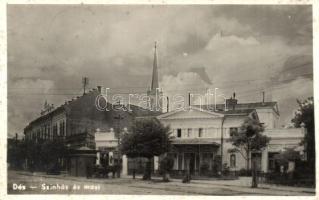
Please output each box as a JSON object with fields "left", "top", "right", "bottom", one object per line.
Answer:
{"left": 171, "top": 138, "right": 220, "bottom": 146}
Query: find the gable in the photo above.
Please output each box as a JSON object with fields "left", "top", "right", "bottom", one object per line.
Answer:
{"left": 157, "top": 107, "right": 224, "bottom": 120}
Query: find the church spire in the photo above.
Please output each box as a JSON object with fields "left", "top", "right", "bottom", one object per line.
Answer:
{"left": 151, "top": 41, "right": 159, "bottom": 90}
{"left": 147, "top": 42, "right": 163, "bottom": 112}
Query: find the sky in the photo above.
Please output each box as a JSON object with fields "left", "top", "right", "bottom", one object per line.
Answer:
{"left": 7, "top": 5, "right": 313, "bottom": 137}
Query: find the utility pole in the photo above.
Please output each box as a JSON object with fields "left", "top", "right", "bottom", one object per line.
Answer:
{"left": 220, "top": 116, "right": 226, "bottom": 175}
{"left": 15, "top": 133, "right": 18, "bottom": 147}
{"left": 82, "top": 77, "right": 89, "bottom": 95}
{"left": 166, "top": 96, "right": 169, "bottom": 112}
{"left": 114, "top": 114, "right": 124, "bottom": 178}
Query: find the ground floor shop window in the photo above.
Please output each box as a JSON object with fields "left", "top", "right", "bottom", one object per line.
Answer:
{"left": 268, "top": 152, "right": 279, "bottom": 172}
{"left": 202, "top": 153, "right": 214, "bottom": 170}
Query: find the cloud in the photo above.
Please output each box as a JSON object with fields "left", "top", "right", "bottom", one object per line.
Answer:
{"left": 205, "top": 33, "right": 260, "bottom": 50}
{"left": 160, "top": 72, "right": 213, "bottom": 111}
{"left": 161, "top": 72, "right": 209, "bottom": 92}
{"left": 7, "top": 5, "right": 313, "bottom": 134}
{"left": 272, "top": 77, "right": 313, "bottom": 127}
{"left": 276, "top": 55, "right": 313, "bottom": 83}
{"left": 8, "top": 79, "right": 55, "bottom": 137}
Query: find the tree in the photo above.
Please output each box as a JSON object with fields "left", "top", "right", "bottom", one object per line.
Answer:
{"left": 7, "top": 138, "right": 27, "bottom": 169}
{"left": 229, "top": 118, "right": 270, "bottom": 188}
{"left": 274, "top": 148, "right": 301, "bottom": 166}
{"left": 120, "top": 117, "right": 171, "bottom": 180}
{"left": 291, "top": 97, "right": 315, "bottom": 173}
{"left": 25, "top": 140, "right": 42, "bottom": 171}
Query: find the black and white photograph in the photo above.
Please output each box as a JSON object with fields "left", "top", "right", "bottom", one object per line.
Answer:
{"left": 2, "top": 1, "right": 317, "bottom": 197}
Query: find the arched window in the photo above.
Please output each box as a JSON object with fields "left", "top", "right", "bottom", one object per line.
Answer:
{"left": 230, "top": 154, "right": 236, "bottom": 168}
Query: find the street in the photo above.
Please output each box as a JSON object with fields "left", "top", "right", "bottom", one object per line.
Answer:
{"left": 7, "top": 170, "right": 315, "bottom": 195}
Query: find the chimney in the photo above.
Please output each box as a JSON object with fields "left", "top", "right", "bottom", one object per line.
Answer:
{"left": 226, "top": 92, "right": 238, "bottom": 110}
{"left": 167, "top": 96, "right": 169, "bottom": 112}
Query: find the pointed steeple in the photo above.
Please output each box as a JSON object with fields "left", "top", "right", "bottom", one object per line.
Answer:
{"left": 151, "top": 41, "right": 159, "bottom": 90}
{"left": 44, "top": 100, "right": 48, "bottom": 109}
{"left": 147, "top": 42, "right": 163, "bottom": 112}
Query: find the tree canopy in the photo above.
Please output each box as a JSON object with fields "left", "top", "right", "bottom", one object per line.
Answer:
{"left": 291, "top": 97, "right": 314, "bottom": 172}
{"left": 120, "top": 117, "right": 171, "bottom": 159}
{"left": 274, "top": 148, "right": 301, "bottom": 165}
{"left": 230, "top": 118, "right": 270, "bottom": 158}
{"left": 229, "top": 118, "right": 270, "bottom": 188}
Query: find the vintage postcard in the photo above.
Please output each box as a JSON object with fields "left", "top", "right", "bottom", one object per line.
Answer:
{"left": 0, "top": 0, "right": 317, "bottom": 199}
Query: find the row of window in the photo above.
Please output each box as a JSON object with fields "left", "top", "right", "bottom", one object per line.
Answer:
{"left": 26, "top": 120, "right": 66, "bottom": 141}
{"left": 169, "top": 153, "right": 214, "bottom": 170}
{"left": 175, "top": 128, "right": 204, "bottom": 138}
{"left": 168, "top": 153, "right": 237, "bottom": 169}
{"left": 174, "top": 127, "right": 238, "bottom": 138}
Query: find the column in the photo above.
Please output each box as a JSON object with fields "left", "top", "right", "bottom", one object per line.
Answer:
{"left": 122, "top": 155, "right": 128, "bottom": 176}
{"left": 182, "top": 153, "right": 185, "bottom": 170}
{"left": 154, "top": 156, "right": 159, "bottom": 172}
{"left": 96, "top": 152, "right": 100, "bottom": 165}
{"left": 261, "top": 148, "right": 268, "bottom": 172}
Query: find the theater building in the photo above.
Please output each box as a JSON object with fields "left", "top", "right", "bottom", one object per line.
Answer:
{"left": 157, "top": 97, "right": 305, "bottom": 175}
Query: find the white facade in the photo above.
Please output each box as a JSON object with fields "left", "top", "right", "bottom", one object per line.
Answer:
{"left": 158, "top": 107, "right": 253, "bottom": 173}
{"left": 95, "top": 128, "right": 119, "bottom": 167}
{"left": 94, "top": 128, "right": 138, "bottom": 175}
{"left": 93, "top": 102, "right": 304, "bottom": 175}
{"left": 95, "top": 128, "right": 118, "bottom": 150}
{"left": 157, "top": 106, "right": 304, "bottom": 173}
{"left": 255, "top": 107, "right": 279, "bottom": 129}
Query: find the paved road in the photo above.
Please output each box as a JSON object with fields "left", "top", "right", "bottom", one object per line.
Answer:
{"left": 8, "top": 170, "right": 184, "bottom": 195}
{"left": 7, "top": 170, "right": 315, "bottom": 195}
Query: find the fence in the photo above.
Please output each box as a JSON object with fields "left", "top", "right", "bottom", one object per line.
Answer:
{"left": 258, "top": 171, "right": 315, "bottom": 187}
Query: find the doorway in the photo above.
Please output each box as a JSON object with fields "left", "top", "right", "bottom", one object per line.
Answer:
{"left": 184, "top": 153, "right": 195, "bottom": 175}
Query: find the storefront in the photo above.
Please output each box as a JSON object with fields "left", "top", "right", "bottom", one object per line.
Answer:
{"left": 169, "top": 138, "right": 220, "bottom": 175}
{"left": 68, "top": 146, "right": 97, "bottom": 177}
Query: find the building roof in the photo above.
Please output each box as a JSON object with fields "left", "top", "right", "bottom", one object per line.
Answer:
{"left": 24, "top": 88, "right": 104, "bottom": 131}
{"left": 127, "top": 104, "right": 162, "bottom": 117}
{"left": 171, "top": 138, "right": 220, "bottom": 145}
{"left": 192, "top": 106, "right": 257, "bottom": 116}
{"left": 215, "top": 108, "right": 256, "bottom": 115}
{"left": 194, "top": 101, "right": 279, "bottom": 116}
{"left": 76, "top": 146, "right": 95, "bottom": 151}
{"left": 24, "top": 105, "right": 66, "bottom": 131}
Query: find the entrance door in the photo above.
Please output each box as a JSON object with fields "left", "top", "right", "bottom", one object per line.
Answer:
{"left": 184, "top": 153, "right": 195, "bottom": 175}
{"left": 251, "top": 153, "right": 262, "bottom": 171}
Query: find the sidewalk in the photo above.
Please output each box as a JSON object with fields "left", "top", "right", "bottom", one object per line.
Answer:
{"left": 189, "top": 177, "right": 315, "bottom": 194}
{"left": 121, "top": 174, "right": 316, "bottom": 195}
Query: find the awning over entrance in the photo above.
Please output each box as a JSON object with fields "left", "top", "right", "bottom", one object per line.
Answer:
{"left": 171, "top": 138, "right": 220, "bottom": 146}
